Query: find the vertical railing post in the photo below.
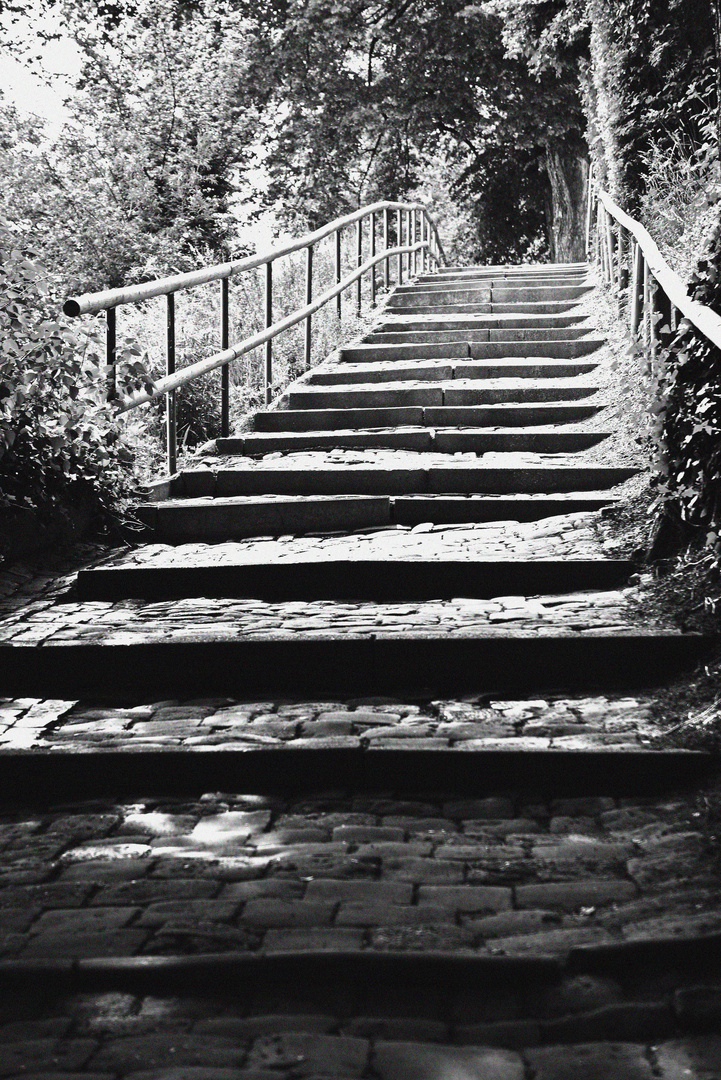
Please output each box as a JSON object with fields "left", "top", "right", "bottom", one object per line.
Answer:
{"left": 604, "top": 210, "right": 615, "bottom": 287}
{"left": 642, "top": 258, "right": 651, "bottom": 350}
{"left": 264, "top": 260, "right": 273, "bottom": 405}
{"left": 630, "top": 241, "right": 644, "bottom": 338}
{"left": 406, "top": 208, "right": 412, "bottom": 278}
{"left": 304, "top": 244, "right": 313, "bottom": 370}
{"left": 355, "top": 217, "right": 362, "bottom": 316}
{"left": 335, "top": 228, "right": 342, "bottom": 319}
{"left": 105, "top": 307, "right": 117, "bottom": 402}
{"left": 165, "top": 293, "right": 176, "bottom": 475}
{"left": 383, "top": 208, "right": 390, "bottom": 290}
{"left": 396, "top": 209, "right": 403, "bottom": 284}
{"left": 370, "top": 211, "right": 377, "bottom": 308}
{"left": 585, "top": 171, "right": 594, "bottom": 258}
{"left": 220, "top": 276, "right": 230, "bottom": 438}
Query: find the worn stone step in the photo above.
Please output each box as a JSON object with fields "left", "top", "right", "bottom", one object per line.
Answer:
{"left": 377, "top": 315, "right": 587, "bottom": 332}
{"left": 251, "top": 404, "right": 603, "bottom": 432}
{"left": 169, "top": 464, "right": 636, "bottom": 498}
{"left": 218, "top": 429, "right": 610, "bottom": 456}
{"left": 391, "top": 493, "right": 621, "bottom": 524}
{"left": 0, "top": 631, "right": 711, "bottom": 700}
{"left": 366, "top": 327, "right": 595, "bottom": 344}
{"left": 389, "top": 286, "right": 592, "bottom": 307}
{"left": 307, "top": 360, "right": 599, "bottom": 385}
{"left": 134, "top": 493, "right": 621, "bottom": 542}
{"left": 77, "top": 557, "right": 634, "bottom": 602}
{"left": 339, "top": 341, "right": 604, "bottom": 363}
{"left": 384, "top": 301, "right": 581, "bottom": 316}
{"left": 288, "top": 382, "right": 601, "bottom": 409}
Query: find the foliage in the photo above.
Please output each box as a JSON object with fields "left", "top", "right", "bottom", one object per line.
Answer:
{"left": 650, "top": 224, "right": 721, "bottom": 546}
{"left": 0, "top": 223, "right": 140, "bottom": 532}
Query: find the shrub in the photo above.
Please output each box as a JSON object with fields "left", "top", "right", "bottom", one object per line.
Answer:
{"left": 0, "top": 224, "right": 140, "bottom": 538}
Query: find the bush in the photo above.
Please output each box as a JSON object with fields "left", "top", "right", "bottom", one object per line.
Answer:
{"left": 0, "top": 225, "right": 140, "bottom": 539}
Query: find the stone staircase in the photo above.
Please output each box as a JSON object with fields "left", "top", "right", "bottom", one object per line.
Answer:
{"left": 0, "top": 262, "right": 719, "bottom": 1077}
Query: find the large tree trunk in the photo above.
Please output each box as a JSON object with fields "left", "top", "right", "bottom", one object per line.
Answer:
{"left": 544, "top": 134, "right": 588, "bottom": 262}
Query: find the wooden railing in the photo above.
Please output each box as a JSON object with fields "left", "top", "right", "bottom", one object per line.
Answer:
{"left": 587, "top": 173, "right": 721, "bottom": 359}
{"left": 64, "top": 201, "right": 445, "bottom": 474}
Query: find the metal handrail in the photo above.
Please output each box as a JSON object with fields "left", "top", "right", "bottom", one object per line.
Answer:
{"left": 588, "top": 174, "right": 721, "bottom": 353}
{"left": 64, "top": 200, "right": 446, "bottom": 473}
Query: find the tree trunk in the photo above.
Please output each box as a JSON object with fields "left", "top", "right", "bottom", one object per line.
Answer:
{"left": 544, "top": 135, "right": 588, "bottom": 262}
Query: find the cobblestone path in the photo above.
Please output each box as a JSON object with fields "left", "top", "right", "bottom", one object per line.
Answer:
{"left": 0, "top": 264, "right": 719, "bottom": 1076}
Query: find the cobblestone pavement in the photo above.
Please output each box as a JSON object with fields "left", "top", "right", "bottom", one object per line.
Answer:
{"left": 97, "top": 512, "right": 610, "bottom": 569}
{"left": 1, "top": 989, "right": 721, "bottom": 1078}
{"left": 0, "top": 692, "right": 669, "bottom": 752}
{"left": 0, "top": 783, "right": 715, "bottom": 960}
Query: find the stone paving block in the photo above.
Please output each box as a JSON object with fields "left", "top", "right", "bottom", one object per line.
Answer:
{"left": 528, "top": 1042, "right": 656, "bottom": 1079}
{"left": 137, "top": 899, "right": 239, "bottom": 926}
{"left": 21, "top": 928, "right": 149, "bottom": 957}
{"left": 89, "top": 879, "right": 219, "bottom": 905}
{"left": 263, "top": 927, "right": 365, "bottom": 951}
{"left": 656, "top": 1035, "right": 721, "bottom": 1079}
{"left": 417, "top": 885, "right": 512, "bottom": 912}
{"left": 90, "top": 1034, "right": 249, "bottom": 1072}
{"left": 190, "top": 811, "right": 272, "bottom": 844}
{"left": 220, "top": 880, "right": 305, "bottom": 902}
{"left": 467, "top": 910, "right": 560, "bottom": 938}
{"left": 332, "top": 825, "right": 405, "bottom": 842}
{"left": 30, "top": 906, "right": 140, "bottom": 933}
{"left": 0, "top": 1017, "right": 72, "bottom": 1042}
{"left": 246, "top": 1033, "right": 369, "bottom": 1077}
{"left": 454, "top": 1020, "right": 541, "bottom": 1048}
{"left": 337, "top": 902, "right": 449, "bottom": 926}
{"left": 304, "top": 880, "right": 413, "bottom": 904}
{"left": 0, "top": 883, "right": 92, "bottom": 908}
{"left": 0, "top": 1038, "right": 97, "bottom": 1074}
{"left": 242, "top": 899, "right": 335, "bottom": 927}
{"left": 195, "top": 1015, "right": 336, "bottom": 1037}
{"left": 515, "top": 880, "right": 636, "bottom": 911}
{"left": 373, "top": 1040, "right": 525, "bottom": 1080}
{"left": 380, "top": 857, "right": 465, "bottom": 883}
{"left": 369, "top": 924, "right": 477, "bottom": 950}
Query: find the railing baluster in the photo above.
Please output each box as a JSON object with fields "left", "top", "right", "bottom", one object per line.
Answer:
{"left": 335, "top": 229, "right": 342, "bottom": 318}
{"left": 264, "top": 261, "right": 273, "bottom": 406}
{"left": 304, "top": 245, "right": 313, "bottom": 369}
{"left": 383, "top": 209, "right": 390, "bottom": 290}
{"left": 397, "top": 209, "right": 403, "bottom": 284}
{"left": 165, "top": 293, "right": 176, "bottom": 475}
{"left": 356, "top": 217, "right": 362, "bottom": 316}
{"left": 370, "top": 211, "right": 376, "bottom": 307}
{"left": 643, "top": 258, "right": 651, "bottom": 349}
{"left": 406, "top": 209, "right": 412, "bottom": 278}
{"left": 220, "top": 276, "right": 230, "bottom": 438}
{"left": 630, "top": 242, "right": 644, "bottom": 338}
{"left": 105, "top": 306, "right": 117, "bottom": 402}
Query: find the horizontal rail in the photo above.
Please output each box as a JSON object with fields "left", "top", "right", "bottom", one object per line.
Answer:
{"left": 117, "top": 240, "right": 431, "bottom": 412}
{"left": 596, "top": 188, "right": 721, "bottom": 351}
{"left": 64, "top": 201, "right": 440, "bottom": 317}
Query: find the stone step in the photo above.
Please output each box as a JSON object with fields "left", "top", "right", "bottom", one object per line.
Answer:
{"left": 169, "top": 464, "right": 636, "bottom": 498}
{"left": 77, "top": 557, "right": 634, "bottom": 602}
{"left": 218, "top": 429, "right": 611, "bottom": 456}
{"left": 134, "top": 493, "right": 622, "bottom": 542}
{"left": 377, "top": 315, "right": 587, "bottom": 331}
{"left": 288, "top": 382, "right": 601, "bottom": 409}
{"left": 383, "top": 301, "right": 582, "bottom": 316}
{"left": 307, "top": 360, "right": 599, "bottom": 385}
{"left": 251, "top": 404, "right": 603, "bottom": 431}
{"left": 339, "top": 341, "right": 604, "bottom": 362}
{"left": 431, "top": 261, "right": 588, "bottom": 277}
{"left": 388, "top": 285, "right": 591, "bottom": 307}
{"left": 0, "top": 630, "right": 710, "bottom": 700}
{"left": 394, "top": 280, "right": 589, "bottom": 296}
{"left": 366, "top": 327, "right": 594, "bottom": 344}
